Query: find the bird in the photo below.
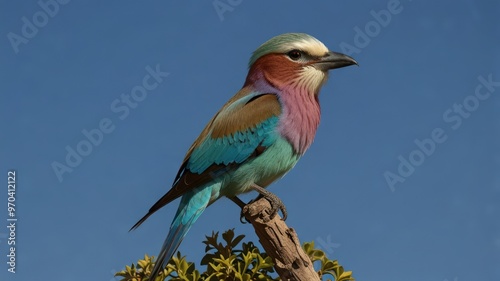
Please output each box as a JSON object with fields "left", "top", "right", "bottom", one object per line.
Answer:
{"left": 130, "top": 33, "right": 357, "bottom": 280}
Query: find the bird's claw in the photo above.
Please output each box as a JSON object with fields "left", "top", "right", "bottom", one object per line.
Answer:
{"left": 262, "top": 192, "right": 287, "bottom": 222}
{"left": 228, "top": 188, "right": 287, "bottom": 223}
{"left": 228, "top": 196, "right": 250, "bottom": 223}
{"left": 239, "top": 197, "right": 260, "bottom": 224}
{"left": 250, "top": 184, "right": 287, "bottom": 222}
{"left": 239, "top": 209, "right": 249, "bottom": 224}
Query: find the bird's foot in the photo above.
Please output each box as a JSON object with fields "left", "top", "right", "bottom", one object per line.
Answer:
{"left": 228, "top": 196, "right": 250, "bottom": 224}
{"left": 250, "top": 184, "right": 287, "bottom": 222}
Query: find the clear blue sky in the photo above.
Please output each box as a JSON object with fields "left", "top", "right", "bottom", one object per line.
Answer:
{"left": 1, "top": 1, "right": 499, "bottom": 280}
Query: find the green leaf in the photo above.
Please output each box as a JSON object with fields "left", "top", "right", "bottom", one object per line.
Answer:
{"left": 118, "top": 230, "right": 354, "bottom": 281}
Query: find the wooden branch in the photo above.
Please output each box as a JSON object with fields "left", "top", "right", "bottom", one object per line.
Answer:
{"left": 242, "top": 198, "right": 320, "bottom": 281}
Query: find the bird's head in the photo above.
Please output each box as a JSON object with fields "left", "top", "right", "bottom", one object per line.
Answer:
{"left": 245, "top": 33, "right": 357, "bottom": 94}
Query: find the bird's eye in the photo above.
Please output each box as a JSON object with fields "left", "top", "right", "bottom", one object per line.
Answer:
{"left": 287, "top": 50, "right": 302, "bottom": 61}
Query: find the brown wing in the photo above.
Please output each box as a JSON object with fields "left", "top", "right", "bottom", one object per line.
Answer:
{"left": 130, "top": 91, "right": 281, "bottom": 230}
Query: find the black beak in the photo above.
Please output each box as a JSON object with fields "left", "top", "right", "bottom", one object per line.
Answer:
{"left": 313, "top": 51, "right": 358, "bottom": 71}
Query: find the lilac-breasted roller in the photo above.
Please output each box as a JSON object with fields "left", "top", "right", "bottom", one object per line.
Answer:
{"left": 131, "top": 33, "right": 357, "bottom": 279}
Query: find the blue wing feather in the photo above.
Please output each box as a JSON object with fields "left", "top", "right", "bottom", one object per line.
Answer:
{"left": 187, "top": 115, "right": 279, "bottom": 173}
{"left": 186, "top": 91, "right": 280, "bottom": 173}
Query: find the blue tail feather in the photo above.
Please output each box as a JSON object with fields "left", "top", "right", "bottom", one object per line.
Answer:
{"left": 149, "top": 188, "right": 211, "bottom": 280}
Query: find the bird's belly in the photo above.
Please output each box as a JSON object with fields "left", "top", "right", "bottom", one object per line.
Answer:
{"left": 219, "top": 136, "right": 300, "bottom": 197}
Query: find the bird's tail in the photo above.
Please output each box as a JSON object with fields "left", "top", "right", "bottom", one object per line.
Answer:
{"left": 149, "top": 188, "right": 211, "bottom": 280}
